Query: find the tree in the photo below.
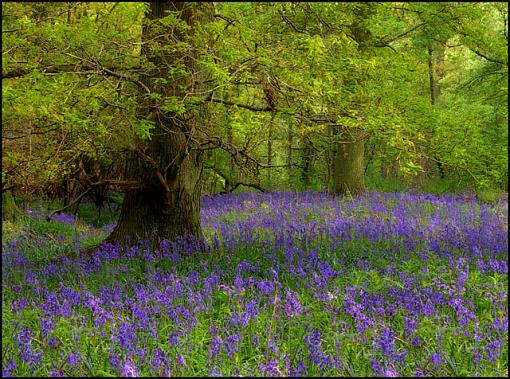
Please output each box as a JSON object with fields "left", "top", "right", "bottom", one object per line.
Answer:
{"left": 107, "top": 2, "right": 208, "bottom": 244}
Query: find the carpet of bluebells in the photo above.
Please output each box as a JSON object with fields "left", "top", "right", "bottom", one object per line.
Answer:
{"left": 2, "top": 191, "right": 508, "bottom": 377}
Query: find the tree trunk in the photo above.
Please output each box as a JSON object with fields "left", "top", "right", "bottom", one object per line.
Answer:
{"left": 108, "top": 161, "right": 202, "bottom": 243}
{"left": 300, "top": 136, "right": 313, "bottom": 189}
{"left": 62, "top": 174, "right": 70, "bottom": 207}
{"left": 108, "top": 2, "right": 206, "bottom": 245}
{"left": 2, "top": 190, "right": 24, "bottom": 221}
{"left": 266, "top": 113, "right": 275, "bottom": 187}
{"left": 426, "top": 44, "right": 446, "bottom": 179}
{"left": 329, "top": 4, "right": 372, "bottom": 196}
{"left": 286, "top": 123, "right": 293, "bottom": 186}
{"left": 331, "top": 133, "right": 364, "bottom": 196}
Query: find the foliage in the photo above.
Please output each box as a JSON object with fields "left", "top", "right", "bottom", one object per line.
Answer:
{"left": 2, "top": 2, "right": 507, "bottom": 199}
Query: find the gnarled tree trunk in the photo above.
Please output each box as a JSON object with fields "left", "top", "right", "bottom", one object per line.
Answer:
{"left": 108, "top": 2, "right": 207, "bottom": 245}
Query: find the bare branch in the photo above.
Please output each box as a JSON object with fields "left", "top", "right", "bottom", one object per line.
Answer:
{"left": 212, "top": 13, "right": 238, "bottom": 25}
{"left": 2, "top": 63, "right": 149, "bottom": 93}
{"left": 46, "top": 187, "right": 93, "bottom": 221}
{"left": 45, "top": 178, "right": 145, "bottom": 221}
{"left": 468, "top": 48, "right": 507, "bottom": 66}
{"left": 2, "top": 123, "right": 60, "bottom": 139}
{"left": 375, "top": 22, "right": 427, "bottom": 47}
{"left": 278, "top": 9, "right": 305, "bottom": 34}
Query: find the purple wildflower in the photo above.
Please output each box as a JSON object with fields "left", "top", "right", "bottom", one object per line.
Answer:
{"left": 384, "top": 364, "right": 399, "bottom": 377}
{"left": 289, "top": 359, "right": 307, "bottom": 377}
{"left": 109, "top": 352, "right": 120, "bottom": 370}
{"left": 208, "top": 366, "right": 221, "bottom": 376}
{"left": 14, "top": 327, "right": 42, "bottom": 369}
{"left": 121, "top": 359, "right": 139, "bottom": 377}
{"left": 2, "top": 359, "right": 17, "bottom": 377}
{"left": 209, "top": 335, "right": 222, "bottom": 359}
{"left": 224, "top": 333, "right": 240, "bottom": 357}
{"left": 260, "top": 359, "right": 282, "bottom": 376}
{"left": 486, "top": 340, "right": 501, "bottom": 363}
{"left": 67, "top": 351, "right": 81, "bottom": 367}
{"left": 370, "top": 356, "right": 382, "bottom": 375}
{"left": 284, "top": 290, "right": 304, "bottom": 318}
{"left": 151, "top": 347, "right": 167, "bottom": 374}
{"left": 414, "top": 367, "right": 428, "bottom": 376}
{"left": 431, "top": 351, "right": 442, "bottom": 370}
{"left": 176, "top": 353, "right": 186, "bottom": 367}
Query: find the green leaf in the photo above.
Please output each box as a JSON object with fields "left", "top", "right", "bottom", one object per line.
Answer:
{"left": 162, "top": 96, "right": 186, "bottom": 114}
{"left": 134, "top": 119, "right": 156, "bottom": 140}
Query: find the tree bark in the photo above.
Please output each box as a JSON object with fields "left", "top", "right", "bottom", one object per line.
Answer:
{"left": 426, "top": 43, "right": 446, "bottom": 180}
{"left": 331, "top": 133, "right": 365, "bottom": 195}
{"left": 266, "top": 112, "right": 276, "bottom": 187}
{"left": 107, "top": 2, "right": 206, "bottom": 245}
{"left": 2, "top": 190, "right": 24, "bottom": 220}
{"left": 300, "top": 136, "right": 313, "bottom": 189}
{"left": 286, "top": 123, "right": 294, "bottom": 186}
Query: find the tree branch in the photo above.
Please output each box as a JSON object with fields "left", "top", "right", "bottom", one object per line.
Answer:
{"left": 468, "top": 48, "right": 507, "bottom": 66}
{"left": 2, "top": 63, "right": 149, "bottom": 92}
{"left": 375, "top": 22, "right": 426, "bottom": 47}
{"left": 230, "top": 181, "right": 265, "bottom": 193}
{"left": 45, "top": 179, "right": 145, "bottom": 221}
{"left": 206, "top": 94, "right": 273, "bottom": 112}
{"left": 204, "top": 166, "right": 265, "bottom": 194}
{"left": 46, "top": 187, "right": 93, "bottom": 221}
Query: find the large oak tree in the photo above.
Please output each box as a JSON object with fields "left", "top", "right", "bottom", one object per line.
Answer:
{"left": 108, "top": 2, "right": 207, "bottom": 243}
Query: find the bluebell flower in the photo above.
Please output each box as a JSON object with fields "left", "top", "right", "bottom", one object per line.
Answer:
{"left": 208, "top": 366, "right": 221, "bottom": 376}
{"left": 67, "top": 351, "right": 81, "bottom": 367}
{"left": 431, "top": 351, "right": 442, "bottom": 370}
{"left": 284, "top": 290, "right": 304, "bottom": 318}
{"left": 176, "top": 353, "right": 186, "bottom": 367}
{"left": 120, "top": 359, "right": 139, "bottom": 377}
{"left": 260, "top": 359, "right": 282, "bottom": 376}
{"left": 208, "top": 335, "right": 222, "bottom": 359}
{"left": 2, "top": 359, "right": 17, "bottom": 377}
{"left": 486, "top": 340, "right": 501, "bottom": 363}
{"left": 224, "top": 333, "right": 240, "bottom": 358}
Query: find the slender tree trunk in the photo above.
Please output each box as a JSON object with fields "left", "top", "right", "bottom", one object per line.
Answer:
{"left": 326, "top": 124, "right": 334, "bottom": 188}
{"left": 108, "top": 2, "right": 207, "bottom": 245}
{"left": 62, "top": 174, "right": 70, "bottom": 207}
{"left": 286, "top": 123, "right": 293, "bottom": 186}
{"left": 426, "top": 44, "right": 446, "bottom": 179}
{"left": 266, "top": 113, "right": 275, "bottom": 187}
{"left": 225, "top": 125, "right": 235, "bottom": 193}
{"left": 300, "top": 136, "right": 313, "bottom": 189}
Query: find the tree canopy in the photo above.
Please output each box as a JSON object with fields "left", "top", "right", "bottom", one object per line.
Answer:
{"left": 2, "top": 2, "right": 508, "bottom": 238}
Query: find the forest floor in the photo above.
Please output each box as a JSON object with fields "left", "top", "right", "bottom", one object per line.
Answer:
{"left": 2, "top": 191, "right": 508, "bottom": 377}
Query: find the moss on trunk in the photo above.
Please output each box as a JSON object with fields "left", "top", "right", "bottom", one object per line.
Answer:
{"left": 2, "top": 190, "right": 24, "bottom": 221}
